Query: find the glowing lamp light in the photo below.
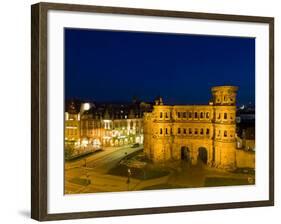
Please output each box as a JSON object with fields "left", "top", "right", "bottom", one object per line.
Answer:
{"left": 81, "top": 139, "right": 88, "bottom": 146}
{"left": 93, "top": 139, "right": 101, "bottom": 147}
{"left": 65, "top": 112, "right": 69, "bottom": 120}
{"left": 83, "top": 103, "right": 90, "bottom": 111}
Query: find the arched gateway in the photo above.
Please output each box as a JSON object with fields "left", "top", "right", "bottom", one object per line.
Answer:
{"left": 180, "top": 146, "right": 191, "bottom": 162}
{"left": 198, "top": 147, "right": 208, "bottom": 164}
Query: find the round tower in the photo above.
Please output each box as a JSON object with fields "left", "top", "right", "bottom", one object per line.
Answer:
{"left": 212, "top": 86, "right": 238, "bottom": 169}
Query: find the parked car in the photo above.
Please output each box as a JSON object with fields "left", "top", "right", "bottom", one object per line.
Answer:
{"left": 131, "top": 143, "right": 140, "bottom": 148}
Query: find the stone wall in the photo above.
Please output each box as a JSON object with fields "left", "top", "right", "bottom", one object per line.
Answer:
{"left": 236, "top": 149, "right": 255, "bottom": 168}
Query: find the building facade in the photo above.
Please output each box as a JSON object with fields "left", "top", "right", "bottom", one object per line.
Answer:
{"left": 143, "top": 86, "right": 239, "bottom": 169}
{"left": 65, "top": 99, "right": 151, "bottom": 149}
{"left": 65, "top": 101, "right": 81, "bottom": 146}
{"left": 80, "top": 110, "right": 143, "bottom": 148}
{"left": 100, "top": 117, "right": 143, "bottom": 147}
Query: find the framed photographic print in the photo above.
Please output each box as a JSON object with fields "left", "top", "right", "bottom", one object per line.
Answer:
{"left": 31, "top": 2, "right": 274, "bottom": 221}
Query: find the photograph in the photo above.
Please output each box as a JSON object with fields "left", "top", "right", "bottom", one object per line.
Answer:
{"left": 63, "top": 28, "right": 256, "bottom": 194}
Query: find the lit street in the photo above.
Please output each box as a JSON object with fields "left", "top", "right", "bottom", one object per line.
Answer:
{"left": 64, "top": 145, "right": 143, "bottom": 193}
{"left": 65, "top": 145, "right": 255, "bottom": 194}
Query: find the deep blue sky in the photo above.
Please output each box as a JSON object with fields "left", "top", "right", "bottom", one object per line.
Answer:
{"left": 65, "top": 28, "right": 255, "bottom": 105}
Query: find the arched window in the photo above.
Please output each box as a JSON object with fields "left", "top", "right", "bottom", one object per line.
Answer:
{"left": 206, "top": 128, "right": 210, "bottom": 135}
{"left": 224, "top": 113, "right": 227, "bottom": 119}
{"left": 178, "top": 128, "right": 181, "bottom": 134}
{"left": 160, "top": 112, "right": 163, "bottom": 118}
{"left": 183, "top": 112, "right": 186, "bottom": 118}
{"left": 183, "top": 128, "right": 186, "bottom": 134}
{"left": 165, "top": 112, "right": 168, "bottom": 118}
{"left": 217, "top": 113, "right": 221, "bottom": 119}
{"left": 170, "top": 128, "right": 173, "bottom": 135}
{"left": 200, "top": 112, "right": 204, "bottom": 118}
{"left": 189, "top": 128, "right": 192, "bottom": 134}
{"left": 200, "top": 128, "right": 204, "bottom": 135}
{"left": 160, "top": 128, "right": 163, "bottom": 135}
{"left": 195, "top": 112, "right": 198, "bottom": 118}
{"left": 224, "top": 130, "right": 227, "bottom": 137}
{"left": 189, "top": 112, "right": 192, "bottom": 118}
{"left": 177, "top": 112, "right": 181, "bottom": 118}
{"left": 165, "top": 128, "right": 168, "bottom": 134}
{"left": 206, "top": 112, "right": 210, "bottom": 118}
{"left": 195, "top": 128, "right": 198, "bottom": 135}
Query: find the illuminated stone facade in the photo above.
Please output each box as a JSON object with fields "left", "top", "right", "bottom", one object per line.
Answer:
{"left": 143, "top": 86, "right": 239, "bottom": 169}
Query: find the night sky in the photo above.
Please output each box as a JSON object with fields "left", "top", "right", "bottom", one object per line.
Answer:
{"left": 65, "top": 28, "right": 255, "bottom": 106}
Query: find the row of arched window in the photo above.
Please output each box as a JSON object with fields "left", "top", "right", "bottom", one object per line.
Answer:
{"left": 159, "top": 111, "right": 211, "bottom": 120}
{"left": 176, "top": 111, "right": 210, "bottom": 119}
{"left": 159, "top": 127, "right": 210, "bottom": 136}
{"left": 216, "top": 130, "right": 234, "bottom": 138}
{"left": 158, "top": 111, "right": 235, "bottom": 121}
{"left": 159, "top": 111, "right": 171, "bottom": 119}
{"left": 215, "top": 95, "right": 234, "bottom": 104}
{"left": 215, "top": 112, "right": 235, "bottom": 121}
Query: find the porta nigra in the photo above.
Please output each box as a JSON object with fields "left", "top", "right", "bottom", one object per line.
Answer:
{"left": 143, "top": 86, "right": 239, "bottom": 169}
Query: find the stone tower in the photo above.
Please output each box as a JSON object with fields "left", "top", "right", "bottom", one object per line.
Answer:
{"left": 149, "top": 99, "right": 174, "bottom": 161}
{"left": 212, "top": 86, "right": 238, "bottom": 169}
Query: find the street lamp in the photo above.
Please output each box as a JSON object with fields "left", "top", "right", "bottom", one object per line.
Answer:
{"left": 127, "top": 168, "right": 131, "bottom": 191}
